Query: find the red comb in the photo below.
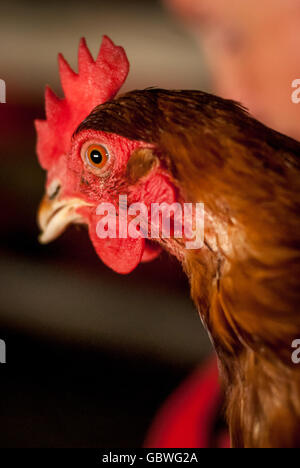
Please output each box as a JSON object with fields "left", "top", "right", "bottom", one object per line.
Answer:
{"left": 35, "top": 36, "right": 129, "bottom": 170}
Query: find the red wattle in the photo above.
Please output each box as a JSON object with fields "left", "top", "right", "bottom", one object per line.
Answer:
{"left": 89, "top": 224, "right": 145, "bottom": 274}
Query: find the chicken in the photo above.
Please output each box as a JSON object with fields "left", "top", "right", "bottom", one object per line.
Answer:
{"left": 36, "top": 37, "right": 300, "bottom": 448}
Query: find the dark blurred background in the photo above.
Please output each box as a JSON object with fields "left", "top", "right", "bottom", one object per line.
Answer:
{"left": 0, "top": 0, "right": 212, "bottom": 448}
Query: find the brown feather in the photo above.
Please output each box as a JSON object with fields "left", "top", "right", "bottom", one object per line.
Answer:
{"left": 77, "top": 89, "right": 300, "bottom": 447}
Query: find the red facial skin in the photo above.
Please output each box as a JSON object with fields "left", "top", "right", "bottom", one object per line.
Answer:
{"left": 44, "top": 129, "right": 176, "bottom": 274}
{"left": 36, "top": 37, "right": 176, "bottom": 274}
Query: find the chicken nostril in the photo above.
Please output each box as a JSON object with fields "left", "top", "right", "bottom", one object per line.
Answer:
{"left": 48, "top": 184, "right": 61, "bottom": 201}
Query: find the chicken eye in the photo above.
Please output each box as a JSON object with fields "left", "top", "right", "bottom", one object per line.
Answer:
{"left": 85, "top": 144, "right": 109, "bottom": 170}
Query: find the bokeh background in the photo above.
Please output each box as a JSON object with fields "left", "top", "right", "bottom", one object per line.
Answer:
{"left": 0, "top": 0, "right": 300, "bottom": 448}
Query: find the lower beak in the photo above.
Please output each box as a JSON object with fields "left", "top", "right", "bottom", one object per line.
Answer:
{"left": 37, "top": 196, "right": 90, "bottom": 244}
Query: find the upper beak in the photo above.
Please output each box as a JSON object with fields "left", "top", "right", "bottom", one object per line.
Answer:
{"left": 37, "top": 195, "right": 91, "bottom": 244}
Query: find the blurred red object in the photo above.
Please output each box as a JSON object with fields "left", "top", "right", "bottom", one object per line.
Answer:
{"left": 144, "top": 357, "right": 230, "bottom": 448}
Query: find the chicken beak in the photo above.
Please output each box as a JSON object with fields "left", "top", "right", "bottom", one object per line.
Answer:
{"left": 37, "top": 195, "right": 90, "bottom": 244}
